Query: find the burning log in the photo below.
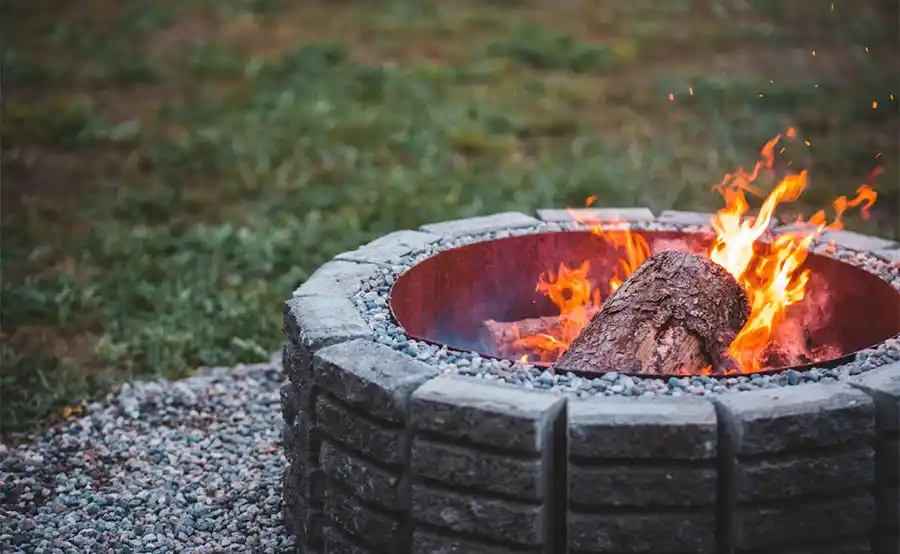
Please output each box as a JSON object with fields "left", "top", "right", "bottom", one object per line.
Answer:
{"left": 553, "top": 250, "right": 750, "bottom": 375}
{"left": 481, "top": 316, "right": 559, "bottom": 358}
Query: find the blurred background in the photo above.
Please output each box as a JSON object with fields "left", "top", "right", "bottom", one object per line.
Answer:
{"left": 2, "top": 0, "right": 898, "bottom": 437}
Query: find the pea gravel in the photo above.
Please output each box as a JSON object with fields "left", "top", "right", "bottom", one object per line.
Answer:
{"left": 344, "top": 221, "right": 900, "bottom": 397}
{"left": 0, "top": 358, "right": 297, "bottom": 554}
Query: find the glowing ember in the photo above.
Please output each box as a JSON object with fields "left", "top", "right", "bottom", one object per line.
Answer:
{"left": 515, "top": 129, "right": 880, "bottom": 373}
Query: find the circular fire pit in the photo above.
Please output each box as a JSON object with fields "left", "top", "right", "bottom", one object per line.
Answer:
{"left": 281, "top": 210, "right": 900, "bottom": 554}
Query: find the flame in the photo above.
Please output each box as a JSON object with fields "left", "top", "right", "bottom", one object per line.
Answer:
{"left": 512, "top": 201, "right": 651, "bottom": 361}
{"left": 513, "top": 260, "right": 602, "bottom": 362}
{"left": 515, "top": 129, "right": 880, "bottom": 373}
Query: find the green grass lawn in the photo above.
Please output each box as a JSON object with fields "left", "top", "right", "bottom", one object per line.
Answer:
{"left": 2, "top": 0, "right": 898, "bottom": 438}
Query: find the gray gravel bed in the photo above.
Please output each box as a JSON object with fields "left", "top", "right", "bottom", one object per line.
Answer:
{"left": 345, "top": 221, "right": 900, "bottom": 397}
{"left": 0, "top": 360, "right": 296, "bottom": 554}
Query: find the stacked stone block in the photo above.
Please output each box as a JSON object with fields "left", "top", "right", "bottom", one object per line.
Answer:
{"left": 715, "top": 384, "right": 876, "bottom": 554}
{"left": 566, "top": 397, "right": 719, "bottom": 554}
{"left": 851, "top": 363, "right": 900, "bottom": 554}
{"left": 409, "top": 377, "right": 566, "bottom": 553}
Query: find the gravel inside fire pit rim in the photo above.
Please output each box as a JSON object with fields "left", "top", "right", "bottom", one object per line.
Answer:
{"left": 335, "top": 220, "right": 900, "bottom": 398}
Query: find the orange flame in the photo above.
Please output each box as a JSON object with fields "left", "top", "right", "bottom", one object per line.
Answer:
{"left": 513, "top": 260, "right": 602, "bottom": 362}
{"left": 516, "top": 129, "right": 880, "bottom": 373}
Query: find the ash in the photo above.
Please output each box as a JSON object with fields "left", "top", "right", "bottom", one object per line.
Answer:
{"left": 350, "top": 221, "right": 900, "bottom": 398}
{"left": 0, "top": 359, "right": 297, "bottom": 554}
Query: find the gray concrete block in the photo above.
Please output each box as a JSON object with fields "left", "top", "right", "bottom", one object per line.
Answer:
{"left": 568, "top": 396, "right": 718, "bottom": 460}
{"left": 419, "top": 212, "right": 539, "bottom": 237}
{"left": 280, "top": 382, "right": 301, "bottom": 426}
{"left": 322, "top": 525, "right": 375, "bottom": 554}
{"left": 851, "top": 361, "right": 900, "bottom": 434}
{"left": 282, "top": 342, "right": 312, "bottom": 392}
{"left": 316, "top": 394, "right": 405, "bottom": 465}
{"left": 411, "top": 438, "right": 545, "bottom": 500}
{"left": 292, "top": 260, "right": 379, "bottom": 299}
{"left": 313, "top": 339, "right": 438, "bottom": 423}
{"left": 319, "top": 440, "right": 403, "bottom": 510}
{"left": 819, "top": 229, "right": 899, "bottom": 252}
{"left": 284, "top": 500, "right": 324, "bottom": 549}
{"left": 536, "top": 207, "right": 655, "bottom": 223}
{"left": 411, "top": 377, "right": 565, "bottom": 454}
{"left": 876, "top": 484, "right": 899, "bottom": 531}
{"left": 568, "top": 511, "right": 716, "bottom": 553}
{"left": 877, "top": 248, "right": 900, "bottom": 264}
{"left": 282, "top": 464, "right": 324, "bottom": 547}
{"left": 283, "top": 296, "right": 373, "bottom": 351}
{"left": 411, "top": 484, "right": 545, "bottom": 546}
{"left": 283, "top": 415, "right": 312, "bottom": 464}
{"left": 715, "top": 384, "right": 874, "bottom": 455}
{"left": 283, "top": 457, "right": 324, "bottom": 505}
{"left": 411, "top": 529, "right": 536, "bottom": 553}
{"left": 335, "top": 230, "right": 441, "bottom": 265}
{"left": 569, "top": 465, "right": 716, "bottom": 507}
{"left": 324, "top": 484, "right": 402, "bottom": 553}
{"left": 656, "top": 210, "right": 714, "bottom": 226}
{"left": 735, "top": 446, "right": 874, "bottom": 502}
{"left": 733, "top": 494, "right": 874, "bottom": 551}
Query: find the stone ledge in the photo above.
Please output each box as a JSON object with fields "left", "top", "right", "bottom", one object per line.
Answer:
{"left": 568, "top": 396, "right": 718, "bottom": 460}
{"left": 335, "top": 230, "right": 442, "bottom": 265}
{"left": 876, "top": 248, "right": 900, "bottom": 264}
{"left": 715, "top": 383, "right": 874, "bottom": 455}
{"left": 656, "top": 210, "right": 714, "bottom": 226}
{"left": 819, "top": 229, "right": 899, "bottom": 252}
{"left": 536, "top": 207, "right": 656, "bottom": 223}
{"left": 313, "top": 339, "right": 438, "bottom": 423}
{"left": 411, "top": 377, "right": 565, "bottom": 454}
{"left": 283, "top": 296, "right": 373, "bottom": 351}
{"left": 419, "top": 211, "right": 539, "bottom": 237}
{"left": 292, "top": 260, "right": 380, "bottom": 299}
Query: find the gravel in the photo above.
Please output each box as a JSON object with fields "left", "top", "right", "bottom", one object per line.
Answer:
{"left": 345, "top": 221, "right": 900, "bottom": 397}
{"left": 0, "top": 359, "right": 297, "bottom": 554}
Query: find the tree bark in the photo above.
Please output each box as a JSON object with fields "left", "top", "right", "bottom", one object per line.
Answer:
{"left": 552, "top": 250, "right": 750, "bottom": 375}
{"left": 481, "top": 316, "right": 560, "bottom": 358}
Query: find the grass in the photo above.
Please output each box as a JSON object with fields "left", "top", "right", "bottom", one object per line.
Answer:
{"left": 2, "top": 0, "right": 898, "bottom": 439}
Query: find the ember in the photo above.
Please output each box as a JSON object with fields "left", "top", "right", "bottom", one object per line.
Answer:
{"left": 511, "top": 129, "right": 881, "bottom": 374}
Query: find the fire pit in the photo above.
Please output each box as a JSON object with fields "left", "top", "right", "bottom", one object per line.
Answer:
{"left": 281, "top": 209, "right": 900, "bottom": 554}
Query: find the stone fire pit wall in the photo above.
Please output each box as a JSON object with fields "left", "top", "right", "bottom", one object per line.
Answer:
{"left": 281, "top": 210, "right": 900, "bottom": 554}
